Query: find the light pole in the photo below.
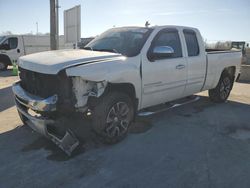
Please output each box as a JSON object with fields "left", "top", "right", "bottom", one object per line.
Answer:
{"left": 56, "top": 0, "right": 59, "bottom": 48}
{"left": 50, "top": 0, "right": 59, "bottom": 50}
{"left": 36, "top": 22, "right": 38, "bottom": 35}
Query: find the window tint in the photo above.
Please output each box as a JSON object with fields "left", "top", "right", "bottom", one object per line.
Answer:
{"left": 184, "top": 30, "right": 199, "bottom": 56}
{"left": 2, "top": 37, "right": 18, "bottom": 50}
{"left": 153, "top": 31, "right": 182, "bottom": 58}
{"left": 9, "top": 37, "right": 18, "bottom": 49}
{"left": 86, "top": 27, "right": 153, "bottom": 57}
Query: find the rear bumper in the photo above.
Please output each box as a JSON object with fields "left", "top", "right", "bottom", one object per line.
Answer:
{"left": 12, "top": 82, "right": 79, "bottom": 155}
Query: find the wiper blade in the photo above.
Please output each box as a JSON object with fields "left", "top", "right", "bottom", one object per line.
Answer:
{"left": 83, "top": 46, "right": 93, "bottom": 51}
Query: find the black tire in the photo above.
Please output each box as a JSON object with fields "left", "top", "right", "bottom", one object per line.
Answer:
{"left": 236, "top": 73, "right": 240, "bottom": 82}
{"left": 0, "top": 61, "right": 8, "bottom": 71}
{"left": 91, "top": 92, "right": 134, "bottom": 144}
{"left": 208, "top": 71, "right": 234, "bottom": 103}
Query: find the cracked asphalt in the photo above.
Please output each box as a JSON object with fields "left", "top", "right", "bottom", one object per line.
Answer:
{"left": 1, "top": 69, "right": 250, "bottom": 188}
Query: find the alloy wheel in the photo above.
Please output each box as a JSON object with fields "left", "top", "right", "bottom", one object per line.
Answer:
{"left": 105, "top": 102, "right": 130, "bottom": 138}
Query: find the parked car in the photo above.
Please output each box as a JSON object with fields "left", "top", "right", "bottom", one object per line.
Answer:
{"left": 12, "top": 25, "right": 241, "bottom": 155}
{"left": 0, "top": 35, "right": 71, "bottom": 70}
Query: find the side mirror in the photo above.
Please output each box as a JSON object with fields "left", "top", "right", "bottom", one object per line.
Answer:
{"left": 148, "top": 46, "right": 174, "bottom": 61}
{"left": 147, "top": 46, "right": 174, "bottom": 61}
{"left": 153, "top": 46, "right": 174, "bottom": 56}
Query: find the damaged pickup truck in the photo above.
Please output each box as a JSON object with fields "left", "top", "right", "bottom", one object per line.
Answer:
{"left": 12, "top": 26, "right": 241, "bottom": 155}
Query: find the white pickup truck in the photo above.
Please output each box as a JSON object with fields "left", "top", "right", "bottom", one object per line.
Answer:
{"left": 12, "top": 26, "right": 241, "bottom": 155}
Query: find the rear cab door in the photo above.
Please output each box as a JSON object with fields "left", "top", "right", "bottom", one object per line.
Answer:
{"left": 182, "top": 29, "right": 207, "bottom": 95}
{"left": 141, "top": 27, "right": 188, "bottom": 109}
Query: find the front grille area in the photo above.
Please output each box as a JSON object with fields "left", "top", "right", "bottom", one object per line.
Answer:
{"left": 19, "top": 68, "right": 75, "bottom": 112}
{"left": 19, "top": 67, "right": 60, "bottom": 98}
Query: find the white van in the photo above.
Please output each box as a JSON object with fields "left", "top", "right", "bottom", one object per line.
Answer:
{"left": 0, "top": 35, "right": 72, "bottom": 70}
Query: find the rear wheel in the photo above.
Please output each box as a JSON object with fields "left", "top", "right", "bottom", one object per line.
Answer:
{"left": 209, "top": 71, "right": 233, "bottom": 103}
{"left": 91, "top": 92, "right": 134, "bottom": 144}
{"left": 0, "top": 61, "right": 7, "bottom": 71}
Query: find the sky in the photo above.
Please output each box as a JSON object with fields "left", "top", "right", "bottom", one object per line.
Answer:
{"left": 0, "top": 0, "right": 249, "bottom": 42}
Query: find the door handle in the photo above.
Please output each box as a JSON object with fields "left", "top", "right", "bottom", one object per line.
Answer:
{"left": 176, "top": 64, "right": 185, "bottom": 70}
{"left": 17, "top": 49, "right": 20, "bottom": 53}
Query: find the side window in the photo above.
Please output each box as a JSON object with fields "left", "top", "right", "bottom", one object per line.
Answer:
{"left": 152, "top": 31, "right": 182, "bottom": 58}
{"left": 183, "top": 30, "right": 199, "bottom": 56}
{"left": 8, "top": 37, "right": 18, "bottom": 49}
{"left": 1, "top": 37, "right": 18, "bottom": 50}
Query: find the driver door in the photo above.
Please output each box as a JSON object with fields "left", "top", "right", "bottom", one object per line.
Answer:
{"left": 141, "top": 28, "right": 187, "bottom": 109}
{"left": 1, "top": 37, "right": 20, "bottom": 64}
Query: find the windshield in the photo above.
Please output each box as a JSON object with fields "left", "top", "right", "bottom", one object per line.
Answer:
{"left": 86, "top": 27, "right": 153, "bottom": 57}
{"left": 231, "top": 42, "right": 245, "bottom": 50}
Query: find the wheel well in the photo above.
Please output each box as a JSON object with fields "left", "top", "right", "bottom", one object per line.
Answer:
{"left": 222, "top": 66, "right": 236, "bottom": 79}
{"left": 87, "top": 82, "right": 138, "bottom": 112}
{"left": 106, "top": 83, "right": 138, "bottom": 110}
{"left": 0, "top": 54, "right": 11, "bottom": 65}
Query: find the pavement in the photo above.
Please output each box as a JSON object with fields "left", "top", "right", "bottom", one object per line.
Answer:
{"left": 1, "top": 69, "right": 250, "bottom": 188}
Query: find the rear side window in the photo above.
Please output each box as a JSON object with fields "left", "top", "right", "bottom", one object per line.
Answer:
{"left": 153, "top": 30, "right": 182, "bottom": 58}
{"left": 183, "top": 30, "right": 199, "bottom": 56}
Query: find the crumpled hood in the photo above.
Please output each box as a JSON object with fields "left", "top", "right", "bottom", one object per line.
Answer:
{"left": 18, "top": 49, "right": 123, "bottom": 74}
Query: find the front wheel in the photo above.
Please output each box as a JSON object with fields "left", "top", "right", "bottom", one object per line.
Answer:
{"left": 91, "top": 92, "right": 134, "bottom": 144}
{"left": 209, "top": 71, "right": 233, "bottom": 103}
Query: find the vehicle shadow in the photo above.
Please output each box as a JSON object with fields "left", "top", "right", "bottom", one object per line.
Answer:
{"left": 0, "top": 96, "right": 250, "bottom": 188}
{"left": 19, "top": 117, "right": 104, "bottom": 162}
{"left": 0, "top": 86, "right": 15, "bottom": 112}
{"left": 0, "top": 95, "right": 249, "bottom": 162}
{"left": 0, "top": 69, "right": 14, "bottom": 77}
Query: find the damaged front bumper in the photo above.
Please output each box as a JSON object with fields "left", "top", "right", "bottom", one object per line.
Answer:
{"left": 12, "top": 81, "right": 79, "bottom": 156}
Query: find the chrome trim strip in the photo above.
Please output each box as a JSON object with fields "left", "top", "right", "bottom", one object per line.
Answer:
{"left": 12, "top": 82, "right": 58, "bottom": 112}
{"left": 15, "top": 100, "right": 54, "bottom": 136}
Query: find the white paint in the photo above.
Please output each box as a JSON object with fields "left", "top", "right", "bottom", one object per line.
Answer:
{"left": 18, "top": 49, "right": 122, "bottom": 74}
{"left": 72, "top": 77, "right": 93, "bottom": 108}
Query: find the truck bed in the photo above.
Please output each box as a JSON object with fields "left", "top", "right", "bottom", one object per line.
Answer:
{"left": 202, "top": 49, "right": 242, "bottom": 91}
{"left": 206, "top": 48, "right": 241, "bottom": 53}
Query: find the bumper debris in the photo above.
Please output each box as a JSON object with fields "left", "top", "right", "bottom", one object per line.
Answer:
{"left": 12, "top": 82, "right": 79, "bottom": 155}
